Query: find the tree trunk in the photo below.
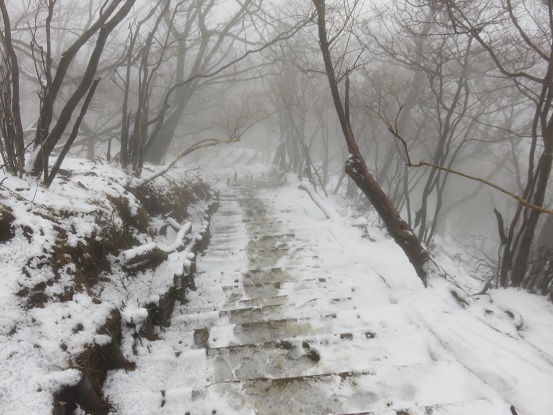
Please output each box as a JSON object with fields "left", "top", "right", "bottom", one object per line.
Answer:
{"left": 312, "top": 0, "right": 434, "bottom": 284}
{"left": 27, "top": 0, "right": 137, "bottom": 179}
{"left": 511, "top": 127, "right": 553, "bottom": 286}
{"left": 0, "top": 0, "right": 25, "bottom": 175}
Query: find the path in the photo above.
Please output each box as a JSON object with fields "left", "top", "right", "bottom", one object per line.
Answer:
{"left": 105, "top": 175, "right": 550, "bottom": 415}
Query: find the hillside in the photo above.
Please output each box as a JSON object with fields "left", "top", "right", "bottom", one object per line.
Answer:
{"left": 1, "top": 156, "right": 552, "bottom": 415}
{"left": 0, "top": 159, "right": 217, "bottom": 414}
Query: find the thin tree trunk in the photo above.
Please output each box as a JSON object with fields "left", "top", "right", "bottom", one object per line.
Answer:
{"left": 28, "top": 0, "right": 137, "bottom": 178}
{"left": 45, "top": 78, "right": 100, "bottom": 187}
{"left": 312, "top": 0, "right": 434, "bottom": 284}
{"left": 0, "top": 0, "right": 25, "bottom": 175}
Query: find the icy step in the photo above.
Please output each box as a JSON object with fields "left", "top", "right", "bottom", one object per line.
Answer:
{"left": 245, "top": 242, "right": 295, "bottom": 252}
{"left": 245, "top": 256, "right": 282, "bottom": 269}
{"left": 337, "top": 399, "right": 513, "bottom": 415}
{"left": 220, "top": 297, "right": 354, "bottom": 324}
{"left": 213, "top": 209, "right": 242, "bottom": 216}
{"left": 195, "top": 266, "right": 323, "bottom": 287}
{"left": 249, "top": 234, "right": 294, "bottom": 243}
{"left": 245, "top": 249, "right": 321, "bottom": 264}
{"left": 171, "top": 310, "right": 227, "bottom": 331}
{"left": 221, "top": 294, "right": 290, "bottom": 310}
{"left": 220, "top": 281, "right": 391, "bottom": 313}
{"left": 180, "top": 290, "right": 353, "bottom": 319}
{"left": 250, "top": 232, "right": 296, "bottom": 241}
{"left": 278, "top": 255, "right": 322, "bottom": 269}
{"left": 246, "top": 247, "right": 290, "bottom": 255}
{"left": 208, "top": 324, "right": 440, "bottom": 382}
{"left": 206, "top": 361, "right": 512, "bottom": 415}
{"left": 211, "top": 234, "right": 248, "bottom": 245}
{"left": 223, "top": 278, "right": 334, "bottom": 302}
{"left": 242, "top": 224, "right": 287, "bottom": 232}
{"left": 221, "top": 285, "right": 357, "bottom": 310}
{"left": 243, "top": 224, "right": 291, "bottom": 232}
{"left": 242, "top": 264, "right": 322, "bottom": 278}
{"left": 241, "top": 215, "right": 283, "bottom": 222}
{"left": 211, "top": 222, "right": 243, "bottom": 230}
{"left": 209, "top": 316, "right": 321, "bottom": 347}
{"left": 192, "top": 278, "right": 393, "bottom": 325}
{"left": 205, "top": 244, "right": 246, "bottom": 251}
{"left": 198, "top": 256, "right": 247, "bottom": 271}
{"left": 222, "top": 278, "right": 327, "bottom": 298}
{"left": 240, "top": 268, "right": 324, "bottom": 283}
{"left": 208, "top": 304, "right": 415, "bottom": 348}
{"left": 218, "top": 197, "right": 254, "bottom": 201}
{"left": 208, "top": 236, "right": 248, "bottom": 245}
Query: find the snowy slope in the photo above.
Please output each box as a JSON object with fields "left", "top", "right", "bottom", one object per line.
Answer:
{"left": 104, "top": 169, "right": 553, "bottom": 415}
{"left": 0, "top": 159, "right": 213, "bottom": 414}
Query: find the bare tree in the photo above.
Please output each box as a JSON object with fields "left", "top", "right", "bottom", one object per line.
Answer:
{"left": 24, "top": 0, "right": 137, "bottom": 182}
{"left": 311, "top": 0, "right": 437, "bottom": 284}
{"left": 0, "top": 0, "right": 25, "bottom": 176}
{"left": 437, "top": 0, "right": 553, "bottom": 291}
{"left": 143, "top": 0, "right": 266, "bottom": 164}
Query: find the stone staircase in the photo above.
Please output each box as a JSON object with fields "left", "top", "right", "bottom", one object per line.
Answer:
{"left": 105, "top": 177, "right": 515, "bottom": 415}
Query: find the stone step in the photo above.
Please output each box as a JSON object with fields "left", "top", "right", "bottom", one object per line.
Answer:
{"left": 337, "top": 399, "right": 512, "bottom": 415}
{"left": 207, "top": 324, "right": 439, "bottom": 382}
{"left": 208, "top": 235, "right": 247, "bottom": 244}
{"left": 221, "top": 283, "right": 361, "bottom": 309}
{"left": 206, "top": 361, "right": 511, "bottom": 415}
{"left": 195, "top": 266, "right": 324, "bottom": 287}
{"left": 180, "top": 287, "right": 353, "bottom": 317}
{"left": 241, "top": 214, "right": 283, "bottom": 221}
{"left": 221, "top": 294, "right": 290, "bottom": 311}
{"left": 250, "top": 232, "right": 296, "bottom": 241}
{"left": 221, "top": 285, "right": 353, "bottom": 307}
{"left": 222, "top": 278, "right": 326, "bottom": 297}
{"left": 207, "top": 304, "right": 414, "bottom": 348}
{"left": 243, "top": 225, "right": 291, "bottom": 232}
{"left": 205, "top": 243, "right": 246, "bottom": 251}
{"left": 219, "top": 297, "right": 354, "bottom": 324}
{"left": 245, "top": 249, "right": 320, "bottom": 263}
{"left": 239, "top": 270, "right": 322, "bottom": 285}
{"left": 244, "top": 260, "right": 322, "bottom": 276}
{"left": 197, "top": 256, "right": 247, "bottom": 272}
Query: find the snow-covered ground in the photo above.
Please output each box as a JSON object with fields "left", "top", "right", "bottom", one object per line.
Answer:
{"left": 103, "top": 167, "right": 553, "bottom": 415}
{"left": 1, "top": 152, "right": 552, "bottom": 414}
{"left": 0, "top": 159, "right": 213, "bottom": 414}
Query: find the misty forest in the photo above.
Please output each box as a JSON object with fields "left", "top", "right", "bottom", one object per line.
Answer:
{"left": 1, "top": 0, "right": 553, "bottom": 414}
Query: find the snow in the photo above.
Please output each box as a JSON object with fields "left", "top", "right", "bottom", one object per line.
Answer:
{"left": 298, "top": 179, "right": 340, "bottom": 220}
{"left": 2, "top": 154, "right": 553, "bottom": 414}
{"left": 100, "top": 162, "right": 553, "bottom": 415}
{"left": 0, "top": 158, "right": 213, "bottom": 414}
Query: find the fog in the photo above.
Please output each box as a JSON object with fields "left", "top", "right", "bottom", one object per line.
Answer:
{"left": 1, "top": 0, "right": 552, "bottom": 292}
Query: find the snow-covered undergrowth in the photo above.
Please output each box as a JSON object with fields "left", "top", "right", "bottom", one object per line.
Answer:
{"left": 2, "top": 150, "right": 553, "bottom": 415}
{"left": 0, "top": 158, "right": 213, "bottom": 414}
{"left": 102, "top": 163, "right": 553, "bottom": 415}
{"left": 279, "top": 175, "right": 553, "bottom": 415}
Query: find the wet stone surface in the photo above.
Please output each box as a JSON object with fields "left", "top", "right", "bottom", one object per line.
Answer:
{"left": 107, "top": 175, "right": 515, "bottom": 415}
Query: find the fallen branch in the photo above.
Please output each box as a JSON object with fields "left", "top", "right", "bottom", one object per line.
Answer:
{"left": 298, "top": 180, "right": 339, "bottom": 220}
{"left": 504, "top": 308, "right": 524, "bottom": 331}
{"left": 122, "top": 220, "right": 192, "bottom": 266}
{"left": 132, "top": 138, "right": 238, "bottom": 188}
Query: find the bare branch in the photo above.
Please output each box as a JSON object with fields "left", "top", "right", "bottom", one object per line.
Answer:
{"left": 132, "top": 138, "right": 238, "bottom": 188}
{"left": 384, "top": 119, "right": 553, "bottom": 216}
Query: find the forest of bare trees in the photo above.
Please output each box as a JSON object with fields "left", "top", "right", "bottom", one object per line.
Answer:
{"left": 1, "top": 0, "right": 552, "bottom": 297}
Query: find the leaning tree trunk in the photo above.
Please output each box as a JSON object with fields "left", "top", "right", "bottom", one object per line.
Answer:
{"left": 312, "top": 0, "right": 435, "bottom": 284}
{"left": 511, "top": 126, "right": 553, "bottom": 286}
